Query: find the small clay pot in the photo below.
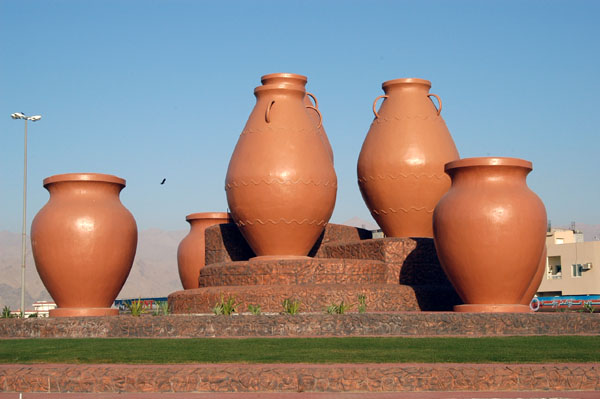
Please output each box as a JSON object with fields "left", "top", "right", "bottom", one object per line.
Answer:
{"left": 31, "top": 173, "right": 137, "bottom": 317}
{"left": 357, "top": 78, "right": 459, "bottom": 238}
{"left": 226, "top": 82, "right": 337, "bottom": 258}
{"left": 260, "top": 73, "right": 334, "bottom": 163}
{"left": 433, "top": 157, "right": 547, "bottom": 313}
{"left": 177, "top": 212, "right": 232, "bottom": 289}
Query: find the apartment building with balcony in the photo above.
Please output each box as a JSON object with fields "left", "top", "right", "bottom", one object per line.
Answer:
{"left": 537, "top": 228, "right": 600, "bottom": 296}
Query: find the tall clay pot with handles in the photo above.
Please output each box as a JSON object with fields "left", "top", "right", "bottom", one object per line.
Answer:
{"left": 30, "top": 173, "right": 137, "bottom": 317}
{"left": 357, "top": 78, "right": 459, "bottom": 238}
{"left": 260, "top": 72, "right": 334, "bottom": 163}
{"left": 433, "top": 157, "right": 547, "bottom": 313}
{"left": 226, "top": 82, "right": 337, "bottom": 258}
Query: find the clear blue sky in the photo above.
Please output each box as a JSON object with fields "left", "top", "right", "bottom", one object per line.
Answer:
{"left": 1, "top": 0, "right": 599, "bottom": 232}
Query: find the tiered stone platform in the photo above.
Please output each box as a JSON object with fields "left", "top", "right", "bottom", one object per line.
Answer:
{"left": 168, "top": 223, "right": 461, "bottom": 313}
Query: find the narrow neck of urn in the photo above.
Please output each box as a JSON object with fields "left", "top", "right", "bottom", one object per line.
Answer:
{"left": 448, "top": 165, "right": 532, "bottom": 187}
{"left": 383, "top": 81, "right": 431, "bottom": 95}
{"left": 254, "top": 84, "right": 306, "bottom": 100}
{"left": 46, "top": 181, "right": 124, "bottom": 198}
{"left": 261, "top": 73, "right": 307, "bottom": 88}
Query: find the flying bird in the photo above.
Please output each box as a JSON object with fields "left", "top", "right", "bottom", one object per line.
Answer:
{"left": 160, "top": 178, "right": 166, "bottom": 185}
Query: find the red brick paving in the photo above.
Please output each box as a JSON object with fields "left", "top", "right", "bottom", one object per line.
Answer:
{"left": 1, "top": 363, "right": 598, "bottom": 394}
{"left": 1, "top": 392, "right": 599, "bottom": 398}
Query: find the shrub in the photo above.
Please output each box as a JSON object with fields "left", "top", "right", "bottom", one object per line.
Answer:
{"left": 153, "top": 301, "right": 170, "bottom": 316}
{"left": 282, "top": 298, "right": 301, "bottom": 315}
{"left": 213, "top": 295, "right": 238, "bottom": 316}
{"left": 247, "top": 304, "right": 261, "bottom": 315}
{"left": 357, "top": 294, "right": 367, "bottom": 314}
{"left": 125, "top": 298, "right": 148, "bottom": 316}
{"left": 326, "top": 301, "right": 349, "bottom": 314}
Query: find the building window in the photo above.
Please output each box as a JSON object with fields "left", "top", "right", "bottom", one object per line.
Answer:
{"left": 547, "top": 256, "right": 562, "bottom": 279}
{"left": 572, "top": 264, "right": 583, "bottom": 277}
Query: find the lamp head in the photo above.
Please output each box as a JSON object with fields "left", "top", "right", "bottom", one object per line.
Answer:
{"left": 29, "top": 115, "right": 42, "bottom": 121}
{"left": 11, "top": 112, "right": 26, "bottom": 119}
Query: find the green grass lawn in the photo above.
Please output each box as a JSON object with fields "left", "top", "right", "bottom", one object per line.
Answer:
{"left": 1, "top": 336, "right": 598, "bottom": 364}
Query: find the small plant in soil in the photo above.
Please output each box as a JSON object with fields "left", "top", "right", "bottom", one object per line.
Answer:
{"left": 27, "top": 312, "right": 38, "bottom": 318}
{"left": 583, "top": 302, "right": 596, "bottom": 313}
{"left": 213, "top": 295, "right": 238, "bottom": 316}
{"left": 153, "top": 301, "right": 170, "bottom": 316}
{"left": 247, "top": 304, "right": 261, "bottom": 315}
{"left": 326, "top": 301, "right": 349, "bottom": 315}
{"left": 357, "top": 294, "right": 367, "bottom": 313}
{"left": 125, "top": 298, "right": 148, "bottom": 316}
{"left": 282, "top": 298, "right": 301, "bottom": 315}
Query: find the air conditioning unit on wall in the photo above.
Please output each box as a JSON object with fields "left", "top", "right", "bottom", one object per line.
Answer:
{"left": 582, "top": 263, "right": 593, "bottom": 270}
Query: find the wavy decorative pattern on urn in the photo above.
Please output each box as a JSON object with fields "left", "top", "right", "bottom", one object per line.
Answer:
{"left": 371, "top": 207, "right": 434, "bottom": 215}
{"left": 358, "top": 173, "right": 448, "bottom": 184}
{"left": 236, "top": 218, "right": 327, "bottom": 227}
{"left": 241, "top": 126, "right": 316, "bottom": 135}
{"left": 226, "top": 178, "right": 337, "bottom": 190}
{"left": 371, "top": 115, "right": 445, "bottom": 124}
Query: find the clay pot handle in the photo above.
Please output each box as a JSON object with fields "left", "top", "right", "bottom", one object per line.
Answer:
{"left": 372, "top": 95, "right": 388, "bottom": 118}
{"left": 306, "top": 92, "right": 319, "bottom": 108}
{"left": 265, "top": 100, "right": 275, "bottom": 123}
{"left": 428, "top": 94, "right": 442, "bottom": 116}
{"left": 305, "top": 105, "right": 323, "bottom": 129}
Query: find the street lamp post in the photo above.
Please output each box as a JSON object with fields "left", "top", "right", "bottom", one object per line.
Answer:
{"left": 11, "top": 112, "right": 42, "bottom": 317}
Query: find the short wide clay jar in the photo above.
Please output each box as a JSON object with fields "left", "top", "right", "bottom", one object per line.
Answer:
{"left": 177, "top": 212, "right": 232, "bottom": 289}
{"left": 432, "top": 157, "right": 547, "bottom": 313}
{"left": 31, "top": 173, "right": 137, "bottom": 317}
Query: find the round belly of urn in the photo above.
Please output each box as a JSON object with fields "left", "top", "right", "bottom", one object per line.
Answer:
{"left": 432, "top": 157, "right": 547, "bottom": 313}
{"left": 226, "top": 82, "right": 337, "bottom": 258}
{"left": 357, "top": 78, "right": 459, "bottom": 238}
{"left": 177, "top": 212, "right": 232, "bottom": 289}
{"left": 30, "top": 173, "right": 137, "bottom": 317}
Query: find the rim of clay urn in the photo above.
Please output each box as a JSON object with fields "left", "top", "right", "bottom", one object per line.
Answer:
{"left": 186, "top": 212, "right": 232, "bottom": 221}
{"left": 254, "top": 83, "right": 306, "bottom": 94}
{"left": 445, "top": 157, "right": 533, "bottom": 172}
{"left": 382, "top": 78, "right": 431, "bottom": 89}
{"left": 260, "top": 72, "right": 307, "bottom": 85}
{"left": 43, "top": 173, "right": 126, "bottom": 187}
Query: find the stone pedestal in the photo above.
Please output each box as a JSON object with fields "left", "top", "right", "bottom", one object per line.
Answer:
{"left": 168, "top": 224, "right": 461, "bottom": 313}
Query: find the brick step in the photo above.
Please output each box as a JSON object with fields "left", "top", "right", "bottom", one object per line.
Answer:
{"left": 169, "top": 283, "right": 461, "bottom": 313}
{"left": 199, "top": 258, "right": 390, "bottom": 287}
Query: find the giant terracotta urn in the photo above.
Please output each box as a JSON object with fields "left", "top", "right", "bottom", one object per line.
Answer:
{"left": 177, "top": 212, "right": 232, "bottom": 289}
{"left": 432, "top": 157, "right": 547, "bottom": 313}
{"left": 260, "top": 72, "right": 334, "bottom": 163}
{"left": 226, "top": 82, "right": 337, "bottom": 258}
{"left": 31, "top": 173, "right": 137, "bottom": 317}
{"left": 357, "top": 78, "right": 459, "bottom": 238}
